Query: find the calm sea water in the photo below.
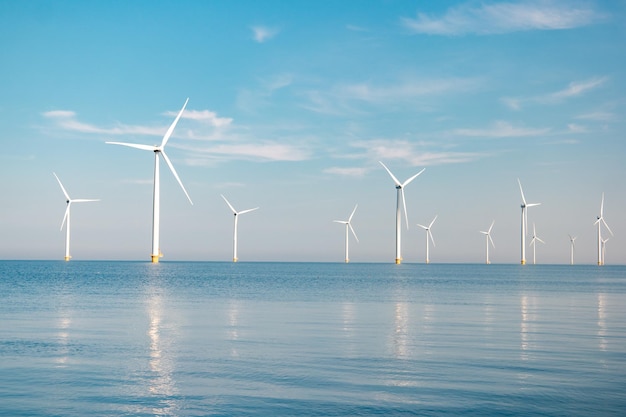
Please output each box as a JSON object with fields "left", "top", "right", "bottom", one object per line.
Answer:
{"left": 0, "top": 261, "right": 625, "bottom": 416}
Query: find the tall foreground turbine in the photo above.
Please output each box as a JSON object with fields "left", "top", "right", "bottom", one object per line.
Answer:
{"left": 568, "top": 234, "right": 577, "bottom": 265}
{"left": 529, "top": 223, "right": 545, "bottom": 265}
{"left": 417, "top": 215, "right": 437, "bottom": 264}
{"left": 333, "top": 204, "right": 359, "bottom": 263}
{"left": 53, "top": 172, "right": 99, "bottom": 261}
{"left": 594, "top": 193, "right": 613, "bottom": 266}
{"left": 380, "top": 161, "right": 425, "bottom": 264}
{"left": 518, "top": 179, "right": 541, "bottom": 265}
{"left": 221, "top": 195, "right": 259, "bottom": 262}
{"left": 106, "top": 99, "right": 193, "bottom": 263}
{"left": 480, "top": 220, "right": 495, "bottom": 264}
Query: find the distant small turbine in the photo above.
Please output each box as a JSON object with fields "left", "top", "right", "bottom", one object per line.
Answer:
{"left": 594, "top": 193, "right": 613, "bottom": 266}
{"left": 380, "top": 161, "right": 425, "bottom": 264}
{"left": 221, "top": 195, "right": 259, "bottom": 262}
{"left": 333, "top": 204, "right": 359, "bottom": 263}
{"left": 480, "top": 220, "right": 495, "bottom": 264}
{"left": 568, "top": 234, "right": 577, "bottom": 265}
{"left": 529, "top": 223, "right": 545, "bottom": 265}
{"left": 53, "top": 172, "right": 99, "bottom": 261}
{"left": 417, "top": 215, "right": 437, "bottom": 264}
{"left": 518, "top": 179, "right": 541, "bottom": 265}
{"left": 601, "top": 237, "right": 609, "bottom": 265}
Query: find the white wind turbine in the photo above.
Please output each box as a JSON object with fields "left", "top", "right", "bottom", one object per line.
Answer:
{"left": 333, "top": 204, "right": 359, "bottom": 263}
{"left": 601, "top": 237, "right": 609, "bottom": 265}
{"left": 594, "top": 193, "right": 613, "bottom": 266}
{"left": 53, "top": 172, "right": 99, "bottom": 261}
{"left": 417, "top": 215, "right": 437, "bottom": 264}
{"left": 568, "top": 234, "right": 577, "bottom": 265}
{"left": 480, "top": 220, "right": 495, "bottom": 264}
{"left": 518, "top": 179, "right": 541, "bottom": 265}
{"left": 380, "top": 161, "right": 425, "bottom": 264}
{"left": 106, "top": 98, "right": 193, "bottom": 263}
{"left": 529, "top": 223, "right": 545, "bottom": 265}
{"left": 221, "top": 195, "right": 259, "bottom": 263}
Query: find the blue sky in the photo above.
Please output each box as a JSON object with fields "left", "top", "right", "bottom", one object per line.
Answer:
{"left": 1, "top": 0, "right": 624, "bottom": 264}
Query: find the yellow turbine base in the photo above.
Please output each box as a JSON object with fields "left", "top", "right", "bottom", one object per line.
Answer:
{"left": 345, "top": 259, "right": 350, "bottom": 263}
{"left": 151, "top": 255, "right": 160, "bottom": 263}
{"left": 521, "top": 260, "right": 526, "bottom": 265}
{"left": 233, "top": 258, "right": 238, "bottom": 263}
{"left": 395, "top": 258, "right": 402, "bottom": 264}
{"left": 64, "top": 256, "right": 71, "bottom": 261}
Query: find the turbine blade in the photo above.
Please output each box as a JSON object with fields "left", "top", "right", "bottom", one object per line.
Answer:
{"left": 527, "top": 203, "right": 541, "bottom": 207}
{"left": 488, "top": 220, "right": 495, "bottom": 233}
{"left": 429, "top": 230, "right": 435, "bottom": 247}
{"left": 480, "top": 231, "right": 488, "bottom": 235}
{"left": 600, "top": 192, "right": 605, "bottom": 217}
{"left": 160, "top": 151, "right": 193, "bottom": 205}
{"left": 349, "top": 223, "right": 359, "bottom": 243}
{"left": 489, "top": 234, "right": 495, "bottom": 248}
{"left": 417, "top": 224, "right": 428, "bottom": 230}
{"left": 402, "top": 168, "right": 425, "bottom": 187}
{"left": 239, "top": 207, "right": 259, "bottom": 215}
{"left": 429, "top": 214, "right": 438, "bottom": 228}
{"left": 53, "top": 172, "right": 71, "bottom": 201}
{"left": 348, "top": 204, "right": 358, "bottom": 223}
{"left": 401, "top": 188, "right": 409, "bottom": 229}
{"left": 517, "top": 178, "right": 527, "bottom": 205}
{"left": 221, "top": 195, "right": 237, "bottom": 213}
{"left": 602, "top": 218, "right": 614, "bottom": 236}
{"left": 379, "top": 161, "right": 402, "bottom": 187}
{"left": 537, "top": 237, "right": 546, "bottom": 244}
{"left": 333, "top": 220, "right": 348, "bottom": 224}
{"left": 72, "top": 199, "right": 100, "bottom": 203}
{"left": 106, "top": 141, "right": 156, "bottom": 152}
{"left": 61, "top": 204, "right": 70, "bottom": 230}
{"left": 161, "top": 98, "right": 189, "bottom": 148}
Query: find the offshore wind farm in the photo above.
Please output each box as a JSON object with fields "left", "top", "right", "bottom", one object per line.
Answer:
{"left": 0, "top": 1, "right": 624, "bottom": 265}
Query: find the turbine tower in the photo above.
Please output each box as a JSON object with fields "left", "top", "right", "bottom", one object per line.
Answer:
{"left": 480, "top": 220, "right": 495, "bottom": 264}
{"left": 518, "top": 179, "right": 541, "bottom": 265}
{"left": 333, "top": 204, "right": 359, "bottom": 263}
{"left": 417, "top": 215, "right": 437, "bottom": 264}
{"left": 529, "top": 223, "right": 545, "bottom": 265}
{"left": 221, "top": 195, "right": 259, "bottom": 262}
{"left": 594, "top": 193, "right": 613, "bottom": 266}
{"left": 601, "top": 237, "right": 609, "bottom": 265}
{"left": 106, "top": 99, "right": 193, "bottom": 263}
{"left": 568, "top": 234, "right": 577, "bottom": 265}
{"left": 53, "top": 172, "right": 99, "bottom": 261}
{"left": 380, "top": 161, "right": 425, "bottom": 264}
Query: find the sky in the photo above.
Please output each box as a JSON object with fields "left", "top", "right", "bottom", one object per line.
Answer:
{"left": 1, "top": 0, "right": 625, "bottom": 264}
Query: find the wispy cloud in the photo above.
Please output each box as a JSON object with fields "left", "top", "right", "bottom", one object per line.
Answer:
{"left": 251, "top": 25, "right": 279, "bottom": 43}
{"left": 323, "top": 167, "right": 368, "bottom": 177}
{"left": 349, "top": 139, "right": 485, "bottom": 167}
{"left": 453, "top": 121, "right": 550, "bottom": 138}
{"left": 42, "top": 110, "right": 163, "bottom": 136}
{"left": 184, "top": 142, "right": 310, "bottom": 164}
{"left": 402, "top": 1, "right": 604, "bottom": 36}
{"left": 576, "top": 110, "right": 615, "bottom": 121}
{"left": 237, "top": 73, "right": 293, "bottom": 113}
{"left": 502, "top": 77, "right": 608, "bottom": 110}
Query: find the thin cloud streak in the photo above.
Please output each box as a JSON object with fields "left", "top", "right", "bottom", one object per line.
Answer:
{"left": 251, "top": 25, "right": 279, "bottom": 43}
{"left": 402, "top": 1, "right": 604, "bottom": 35}
{"left": 453, "top": 121, "right": 550, "bottom": 138}
{"left": 502, "top": 77, "right": 608, "bottom": 110}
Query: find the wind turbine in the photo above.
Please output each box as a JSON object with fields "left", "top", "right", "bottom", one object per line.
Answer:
{"left": 480, "top": 220, "right": 495, "bottom": 264}
{"left": 53, "top": 172, "right": 99, "bottom": 261}
{"left": 106, "top": 99, "right": 193, "bottom": 263}
{"left": 380, "top": 161, "right": 425, "bottom": 264}
{"left": 333, "top": 204, "right": 359, "bottom": 263}
{"left": 221, "top": 195, "right": 259, "bottom": 263}
{"left": 594, "top": 193, "right": 613, "bottom": 266}
{"left": 529, "top": 223, "right": 545, "bottom": 265}
{"left": 518, "top": 179, "right": 541, "bottom": 265}
{"left": 417, "top": 215, "right": 437, "bottom": 264}
{"left": 601, "top": 237, "right": 609, "bottom": 265}
{"left": 568, "top": 234, "right": 577, "bottom": 265}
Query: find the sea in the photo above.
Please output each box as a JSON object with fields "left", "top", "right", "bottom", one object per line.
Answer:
{"left": 0, "top": 261, "right": 625, "bottom": 416}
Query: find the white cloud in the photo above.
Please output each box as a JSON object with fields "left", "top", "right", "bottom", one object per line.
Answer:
{"left": 165, "top": 109, "right": 233, "bottom": 127}
{"left": 350, "top": 139, "right": 484, "bottom": 166}
{"left": 503, "top": 77, "right": 608, "bottom": 110}
{"left": 43, "top": 110, "right": 163, "bottom": 136}
{"left": 453, "top": 121, "right": 550, "bottom": 138}
{"left": 402, "top": 1, "right": 604, "bottom": 36}
{"left": 576, "top": 111, "right": 615, "bottom": 121}
{"left": 251, "top": 25, "right": 279, "bottom": 43}
{"left": 190, "top": 142, "right": 310, "bottom": 163}
{"left": 323, "top": 167, "right": 368, "bottom": 177}
{"left": 566, "top": 123, "right": 587, "bottom": 133}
